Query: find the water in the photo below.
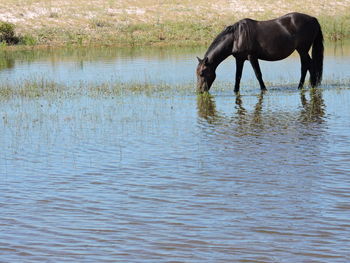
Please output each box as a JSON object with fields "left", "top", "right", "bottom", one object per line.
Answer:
{"left": 1, "top": 43, "right": 350, "bottom": 262}
{"left": 1, "top": 42, "right": 349, "bottom": 85}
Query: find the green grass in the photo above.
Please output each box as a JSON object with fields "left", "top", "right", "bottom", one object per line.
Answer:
{"left": 1, "top": 0, "right": 349, "bottom": 49}
{"left": 318, "top": 15, "right": 350, "bottom": 40}
{"left": 0, "top": 21, "right": 19, "bottom": 45}
{"left": 2, "top": 17, "right": 349, "bottom": 48}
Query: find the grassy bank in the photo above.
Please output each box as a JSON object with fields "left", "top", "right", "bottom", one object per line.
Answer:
{"left": 0, "top": 0, "right": 350, "bottom": 48}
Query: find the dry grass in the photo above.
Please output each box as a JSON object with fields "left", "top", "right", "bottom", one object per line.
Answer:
{"left": 0, "top": 0, "right": 349, "bottom": 46}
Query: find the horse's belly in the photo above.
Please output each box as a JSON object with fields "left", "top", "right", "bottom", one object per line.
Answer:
{"left": 257, "top": 43, "right": 295, "bottom": 61}
{"left": 259, "top": 52, "right": 293, "bottom": 61}
{"left": 256, "top": 32, "right": 296, "bottom": 61}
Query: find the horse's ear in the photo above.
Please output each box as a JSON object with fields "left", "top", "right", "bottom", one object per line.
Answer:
{"left": 197, "top": 56, "right": 203, "bottom": 63}
{"left": 233, "top": 21, "right": 252, "bottom": 53}
{"left": 203, "top": 57, "right": 209, "bottom": 65}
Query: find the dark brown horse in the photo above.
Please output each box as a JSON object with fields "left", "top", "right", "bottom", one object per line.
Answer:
{"left": 196, "top": 12, "right": 324, "bottom": 93}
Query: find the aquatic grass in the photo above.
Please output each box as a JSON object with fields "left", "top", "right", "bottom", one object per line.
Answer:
{"left": 0, "top": 80, "right": 196, "bottom": 100}
{"left": 321, "top": 77, "right": 350, "bottom": 87}
{"left": 0, "top": 79, "right": 68, "bottom": 99}
{"left": 0, "top": 73, "right": 349, "bottom": 100}
{"left": 89, "top": 81, "right": 196, "bottom": 97}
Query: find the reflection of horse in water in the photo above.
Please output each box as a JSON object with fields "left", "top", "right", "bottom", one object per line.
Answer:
{"left": 197, "top": 92, "right": 266, "bottom": 131}
{"left": 300, "top": 88, "right": 325, "bottom": 123}
{"left": 197, "top": 90, "right": 325, "bottom": 130}
{"left": 196, "top": 93, "right": 219, "bottom": 122}
{"left": 235, "top": 93, "right": 264, "bottom": 126}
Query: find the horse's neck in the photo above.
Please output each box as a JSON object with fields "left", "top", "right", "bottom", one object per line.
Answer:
{"left": 206, "top": 40, "right": 233, "bottom": 70}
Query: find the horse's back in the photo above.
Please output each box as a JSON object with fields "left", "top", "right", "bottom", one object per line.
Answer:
{"left": 260, "top": 12, "right": 317, "bottom": 36}
{"left": 253, "top": 13, "right": 320, "bottom": 60}
{"left": 280, "top": 13, "right": 320, "bottom": 49}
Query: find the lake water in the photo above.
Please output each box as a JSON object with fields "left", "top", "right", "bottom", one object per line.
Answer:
{"left": 1, "top": 43, "right": 350, "bottom": 262}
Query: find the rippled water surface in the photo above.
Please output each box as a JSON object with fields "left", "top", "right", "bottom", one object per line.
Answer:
{"left": 1, "top": 43, "right": 350, "bottom": 262}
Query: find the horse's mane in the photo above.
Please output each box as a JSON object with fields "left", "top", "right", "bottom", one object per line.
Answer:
{"left": 204, "top": 19, "right": 254, "bottom": 57}
{"left": 204, "top": 23, "right": 239, "bottom": 57}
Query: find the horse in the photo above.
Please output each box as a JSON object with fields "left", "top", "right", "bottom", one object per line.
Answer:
{"left": 196, "top": 12, "right": 324, "bottom": 93}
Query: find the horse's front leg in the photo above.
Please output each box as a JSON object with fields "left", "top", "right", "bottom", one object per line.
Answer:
{"left": 234, "top": 58, "right": 245, "bottom": 93}
{"left": 248, "top": 56, "right": 267, "bottom": 91}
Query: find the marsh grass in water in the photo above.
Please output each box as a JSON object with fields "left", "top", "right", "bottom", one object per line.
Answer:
{"left": 0, "top": 80, "right": 67, "bottom": 99}
{"left": 1, "top": 78, "right": 350, "bottom": 101}
{"left": 0, "top": 79, "right": 196, "bottom": 99}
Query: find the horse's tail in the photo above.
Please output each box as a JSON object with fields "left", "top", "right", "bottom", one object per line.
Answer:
{"left": 310, "top": 20, "right": 324, "bottom": 87}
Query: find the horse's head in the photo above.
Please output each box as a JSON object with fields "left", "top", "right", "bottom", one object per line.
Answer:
{"left": 196, "top": 57, "right": 216, "bottom": 93}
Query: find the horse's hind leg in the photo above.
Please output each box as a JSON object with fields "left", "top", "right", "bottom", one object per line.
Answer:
{"left": 248, "top": 56, "right": 267, "bottom": 91}
{"left": 297, "top": 50, "right": 312, "bottom": 89}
